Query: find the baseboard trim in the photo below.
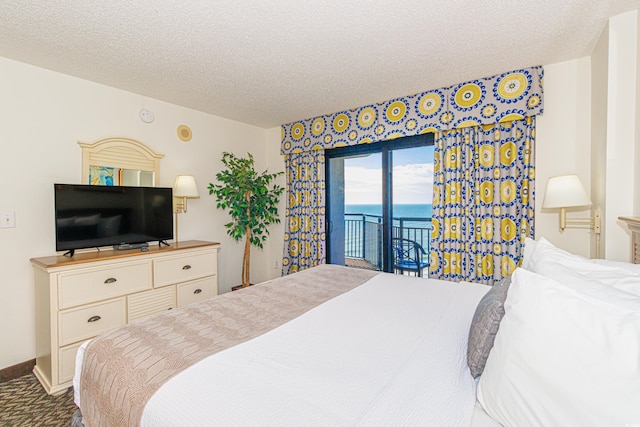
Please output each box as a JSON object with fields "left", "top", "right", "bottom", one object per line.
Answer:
{"left": 0, "top": 359, "right": 36, "bottom": 384}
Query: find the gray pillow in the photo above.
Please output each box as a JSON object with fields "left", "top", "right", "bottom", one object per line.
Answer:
{"left": 467, "top": 275, "right": 511, "bottom": 378}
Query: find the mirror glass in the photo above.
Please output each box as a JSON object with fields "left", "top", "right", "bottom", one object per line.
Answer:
{"left": 89, "top": 165, "right": 155, "bottom": 186}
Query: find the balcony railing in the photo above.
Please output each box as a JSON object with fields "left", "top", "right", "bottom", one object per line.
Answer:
{"left": 345, "top": 213, "right": 432, "bottom": 270}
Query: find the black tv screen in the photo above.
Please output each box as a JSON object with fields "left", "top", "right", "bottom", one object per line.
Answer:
{"left": 54, "top": 184, "right": 173, "bottom": 252}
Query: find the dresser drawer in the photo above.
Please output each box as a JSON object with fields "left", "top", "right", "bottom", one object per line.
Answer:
{"left": 58, "top": 298, "right": 126, "bottom": 346}
{"left": 177, "top": 276, "right": 217, "bottom": 307}
{"left": 154, "top": 251, "right": 216, "bottom": 287}
{"left": 128, "top": 286, "right": 175, "bottom": 322}
{"left": 59, "top": 342, "right": 83, "bottom": 384}
{"left": 58, "top": 261, "right": 152, "bottom": 309}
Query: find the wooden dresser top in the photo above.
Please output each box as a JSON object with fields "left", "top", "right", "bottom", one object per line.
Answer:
{"left": 30, "top": 240, "right": 220, "bottom": 269}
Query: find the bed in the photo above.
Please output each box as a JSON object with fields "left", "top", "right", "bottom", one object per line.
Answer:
{"left": 73, "top": 239, "right": 640, "bottom": 427}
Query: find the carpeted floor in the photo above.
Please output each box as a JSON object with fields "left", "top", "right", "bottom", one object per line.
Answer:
{"left": 0, "top": 374, "right": 77, "bottom": 427}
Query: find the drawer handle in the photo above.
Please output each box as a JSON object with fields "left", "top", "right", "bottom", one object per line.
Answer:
{"left": 87, "top": 315, "right": 101, "bottom": 323}
{"left": 193, "top": 288, "right": 202, "bottom": 294}
{"left": 182, "top": 265, "right": 192, "bottom": 270}
{"left": 104, "top": 277, "right": 117, "bottom": 284}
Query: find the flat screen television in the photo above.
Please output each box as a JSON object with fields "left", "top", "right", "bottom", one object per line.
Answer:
{"left": 54, "top": 184, "right": 173, "bottom": 255}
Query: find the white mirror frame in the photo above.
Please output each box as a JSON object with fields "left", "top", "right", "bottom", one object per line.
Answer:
{"left": 78, "top": 136, "right": 164, "bottom": 186}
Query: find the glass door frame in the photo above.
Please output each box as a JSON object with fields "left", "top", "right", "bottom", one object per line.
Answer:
{"left": 325, "top": 133, "right": 434, "bottom": 273}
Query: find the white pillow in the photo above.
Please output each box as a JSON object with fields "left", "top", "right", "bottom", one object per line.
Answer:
{"left": 535, "top": 255, "right": 640, "bottom": 296}
{"left": 529, "top": 237, "right": 640, "bottom": 296}
{"left": 477, "top": 268, "right": 640, "bottom": 426}
{"left": 527, "top": 237, "right": 589, "bottom": 271}
{"left": 594, "top": 258, "right": 640, "bottom": 276}
{"left": 519, "top": 237, "right": 537, "bottom": 270}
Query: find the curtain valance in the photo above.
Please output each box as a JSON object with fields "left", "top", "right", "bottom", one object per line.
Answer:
{"left": 281, "top": 66, "right": 543, "bottom": 155}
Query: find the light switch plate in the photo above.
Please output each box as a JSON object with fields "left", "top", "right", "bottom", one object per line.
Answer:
{"left": 0, "top": 211, "right": 15, "bottom": 228}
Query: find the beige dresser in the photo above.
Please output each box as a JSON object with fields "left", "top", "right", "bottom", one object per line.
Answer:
{"left": 30, "top": 240, "right": 220, "bottom": 395}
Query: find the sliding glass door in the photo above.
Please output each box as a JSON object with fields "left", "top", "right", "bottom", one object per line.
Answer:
{"left": 326, "top": 134, "right": 434, "bottom": 275}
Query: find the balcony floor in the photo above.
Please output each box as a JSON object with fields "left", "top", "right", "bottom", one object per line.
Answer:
{"left": 345, "top": 257, "right": 379, "bottom": 271}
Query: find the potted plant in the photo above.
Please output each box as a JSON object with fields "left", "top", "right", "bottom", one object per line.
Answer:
{"left": 208, "top": 152, "right": 284, "bottom": 288}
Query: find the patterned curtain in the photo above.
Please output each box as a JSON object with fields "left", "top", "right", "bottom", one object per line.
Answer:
{"left": 279, "top": 66, "right": 543, "bottom": 277}
{"left": 281, "top": 149, "right": 326, "bottom": 274}
{"left": 281, "top": 67, "right": 543, "bottom": 154}
{"left": 429, "top": 118, "right": 535, "bottom": 284}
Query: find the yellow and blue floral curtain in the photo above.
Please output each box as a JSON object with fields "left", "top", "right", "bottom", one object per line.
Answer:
{"left": 282, "top": 149, "right": 326, "bottom": 275}
{"left": 282, "top": 67, "right": 543, "bottom": 153}
{"left": 281, "top": 66, "right": 543, "bottom": 276}
{"left": 429, "top": 118, "right": 535, "bottom": 284}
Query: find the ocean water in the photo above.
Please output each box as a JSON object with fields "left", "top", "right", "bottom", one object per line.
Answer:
{"left": 343, "top": 204, "right": 432, "bottom": 260}
{"left": 345, "top": 203, "right": 432, "bottom": 219}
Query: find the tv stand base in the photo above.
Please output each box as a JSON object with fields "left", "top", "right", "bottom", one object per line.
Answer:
{"left": 113, "top": 242, "right": 149, "bottom": 251}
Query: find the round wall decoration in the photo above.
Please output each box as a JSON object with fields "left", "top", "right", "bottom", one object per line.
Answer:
{"left": 177, "top": 125, "right": 192, "bottom": 142}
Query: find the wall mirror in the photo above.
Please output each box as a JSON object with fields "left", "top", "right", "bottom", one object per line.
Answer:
{"left": 78, "top": 137, "right": 164, "bottom": 186}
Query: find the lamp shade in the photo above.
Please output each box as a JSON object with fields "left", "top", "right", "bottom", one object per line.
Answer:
{"left": 542, "top": 174, "right": 590, "bottom": 209}
{"left": 173, "top": 175, "right": 199, "bottom": 198}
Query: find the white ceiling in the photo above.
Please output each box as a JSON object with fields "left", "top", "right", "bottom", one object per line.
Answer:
{"left": 0, "top": 1, "right": 638, "bottom": 128}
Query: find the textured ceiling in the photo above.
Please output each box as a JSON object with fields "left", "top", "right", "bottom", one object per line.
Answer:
{"left": 0, "top": 1, "right": 638, "bottom": 128}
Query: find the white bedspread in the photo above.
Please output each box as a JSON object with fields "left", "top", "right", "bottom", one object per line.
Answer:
{"left": 140, "top": 273, "right": 488, "bottom": 426}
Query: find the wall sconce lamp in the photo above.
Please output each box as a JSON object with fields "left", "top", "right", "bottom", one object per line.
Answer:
{"left": 174, "top": 175, "right": 199, "bottom": 213}
{"left": 173, "top": 175, "right": 199, "bottom": 242}
{"left": 542, "top": 174, "right": 601, "bottom": 258}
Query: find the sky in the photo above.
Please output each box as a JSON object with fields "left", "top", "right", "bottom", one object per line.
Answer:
{"left": 344, "top": 145, "right": 434, "bottom": 205}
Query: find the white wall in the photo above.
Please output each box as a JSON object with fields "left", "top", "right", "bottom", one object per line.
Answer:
{"left": 636, "top": 9, "right": 640, "bottom": 216}
{"left": 604, "top": 10, "right": 639, "bottom": 261}
{"left": 535, "top": 9, "right": 640, "bottom": 262}
{"left": 0, "top": 57, "right": 276, "bottom": 370}
{"left": 591, "top": 21, "right": 609, "bottom": 258}
{"left": 265, "top": 126, "right": 287, "bottom": 279}
{"left": 522, "top": 57, "right": 593, "bottom": 257}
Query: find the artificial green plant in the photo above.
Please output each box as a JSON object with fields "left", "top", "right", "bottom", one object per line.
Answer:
{"left": 208, "top": 152, "right": 284, "bottom": 288}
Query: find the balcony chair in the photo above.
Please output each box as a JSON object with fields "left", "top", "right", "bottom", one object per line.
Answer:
{"left": 392, "top": 237, "right": 429, "bottom": 277}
